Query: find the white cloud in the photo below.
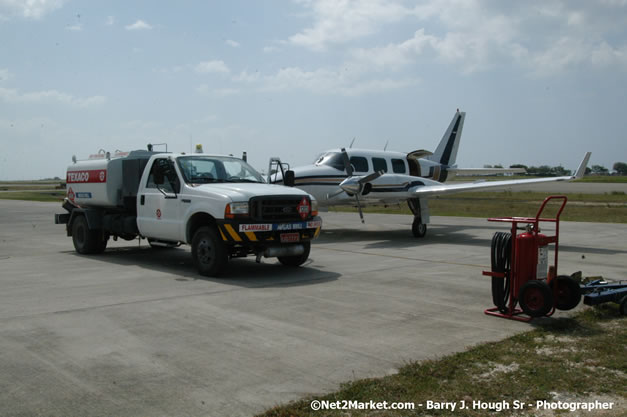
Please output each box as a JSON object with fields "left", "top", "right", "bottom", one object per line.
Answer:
{"left": 0, "top": 0, "right": 67, "bottom": 19}
{"left": 289, "top": 0, "right": 414, "bottom": 51}
{"left": 292, "top": 0, "right": 627, "bottom": 76}
{"left": 194, "top": 60, "right": 230, "bottom": 74}
{"left": 0, "top": 68, "right": 12, "bottom": 82}
{"left": 66, "top": 23, "right": 82, "bottom": 31}
{"left": 259, "top": 66, "right": 417, "bottom": 96}
{"left": 0, "top": 87, "right": 106, "bottom": 107}
{"left": 125, "top": 19, "right": 152, "bottom": 31}
{"left": 263, "top": 46, "right": 279, "bottom": 53}
{"left": 105, "top": 15, "right": 115, "bottom": 26}
{"left": 232, "top": 70, "right": 260, "bottom": 83}
{"left": 225, "top": 39, "right": 240, "bottom": 48}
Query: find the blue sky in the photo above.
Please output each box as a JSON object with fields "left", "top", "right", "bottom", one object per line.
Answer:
{"left": 1, "top": 0, "right": 626, "bottom": 180}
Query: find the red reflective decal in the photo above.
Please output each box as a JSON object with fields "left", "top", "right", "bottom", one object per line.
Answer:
{"left": 66, "top": 170, "right": 107, "bottom": 183}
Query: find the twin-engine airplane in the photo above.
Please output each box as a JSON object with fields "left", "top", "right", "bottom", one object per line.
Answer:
{"left": 268, "top": 110, "right": 591, "bottom": 237}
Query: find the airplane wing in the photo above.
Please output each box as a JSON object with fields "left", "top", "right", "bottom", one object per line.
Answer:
{"left": 447, "top": 167, "right": 526, "bottom": 176}
{"left": 409, "top": 152, "right": 591, "bottom": 197}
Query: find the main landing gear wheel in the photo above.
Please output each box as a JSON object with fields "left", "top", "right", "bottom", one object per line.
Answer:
{"left": 620, "top": 296, "right": 627, "bottom": 316}
{"left": 278, "top": 242, "right": 311, "bottom": 267}
{"left": 192, "top": 226, "right": 227, "bottom": 277}
{"left": 412, "top": 218, "right": 427, "bottom": 238}
{"left": 519, "top": 280, "right": 553, "bottom": 317}
{"left": 554, "top": 275, "right": 582, "bottom": 311}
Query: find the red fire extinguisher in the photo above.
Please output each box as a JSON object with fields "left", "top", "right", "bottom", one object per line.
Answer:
{"left": 513, "top": 225, "right": 550, "bottom": 298}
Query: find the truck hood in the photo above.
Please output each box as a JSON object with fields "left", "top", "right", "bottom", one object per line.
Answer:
{"left": 192, "top": 183, "right": 311, "bottom": 201}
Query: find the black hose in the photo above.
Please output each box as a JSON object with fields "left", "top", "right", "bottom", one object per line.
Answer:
{"left": 491, "top": 232, "right": 512, "bottom": 314}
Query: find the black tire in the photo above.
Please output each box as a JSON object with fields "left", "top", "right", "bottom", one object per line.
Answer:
{"left": 278, "top": 242, "right": 311, "bottom": 267}
{"left": 490, "top": 232, "right": 512, "bottom": 314}
{"left": 519, "top": 280, "right": 553, "bottom": 318}
{"left": 412, "top": 218, "right": 427, "bottom": 238}
{"left": 71, "top": 215, "right": 107, "bottom": 254}
{"left": 620, "top": 296, "right": 627, "bottom": 316}
{"left": 191, "top": 226, "right": 227, "bottom": 277}
{"left": 553, "top": 275, "right": 582, "bottom": 311}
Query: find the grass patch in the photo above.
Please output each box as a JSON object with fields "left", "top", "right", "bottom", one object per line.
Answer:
{"left": 0, "top": 191, "right": 65, "bottom": 202}
{"left": 331, "top": 191, "right": 627, "bottom": 223}
{"left": 575, "top": 176, "right": 627, "bottom": 184}
{"left": 259, "top": 306, "right": 626, "bottom": 417}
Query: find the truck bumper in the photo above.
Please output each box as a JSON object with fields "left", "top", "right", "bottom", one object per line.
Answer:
{"left": 216, "top": 216, "right": 322, "bottom": 244}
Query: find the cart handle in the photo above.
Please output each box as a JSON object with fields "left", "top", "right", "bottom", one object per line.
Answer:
{"left": 535, "top": 195, "right": 567, "bottom": 222}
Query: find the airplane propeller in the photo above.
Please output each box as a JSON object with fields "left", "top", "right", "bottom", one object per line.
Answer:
{"left": 327, "top": 147, "right": 384, "bottom": 223}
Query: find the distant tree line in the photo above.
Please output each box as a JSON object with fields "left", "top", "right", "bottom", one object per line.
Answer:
{"left": 481, "top": 162, "right": 627, "bottom": 176}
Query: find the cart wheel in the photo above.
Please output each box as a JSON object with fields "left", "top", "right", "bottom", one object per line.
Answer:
{"left": 554, "top": 275, "right": 582, "bottom": 311}
{"left": 620, "top": 296, "right": 627, "bottom": 316}
{"left": 520, "top": 280, "right": 553, "bottom": 318}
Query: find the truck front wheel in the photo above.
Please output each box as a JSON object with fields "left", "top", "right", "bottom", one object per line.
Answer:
{"left": 72, "top": 215, "right": 107, "bottom": 254}
{"left": 192, "top": 226, "right": 227, "bottom": 277}
{"left": 278, "top": 242, "right": 311, "bottom": 267}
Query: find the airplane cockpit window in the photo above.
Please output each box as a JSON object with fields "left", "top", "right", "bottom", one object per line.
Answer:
{"left": 314, "top": 152, "right": 345, "bottom": 171}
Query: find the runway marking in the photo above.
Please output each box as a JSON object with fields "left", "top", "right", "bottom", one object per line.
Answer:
{"left": 317, "top": 246, "right": 487, "bottom": 269}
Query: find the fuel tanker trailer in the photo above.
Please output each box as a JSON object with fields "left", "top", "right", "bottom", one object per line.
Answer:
{"left": 55, "top": 147, "right": 322, "bottom": 276}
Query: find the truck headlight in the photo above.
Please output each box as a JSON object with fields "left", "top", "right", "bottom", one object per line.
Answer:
{"left": 311, "top": 197, "right": 318, "bottom": 216}
{"left": 225, "top": 202, "right": 249, "bottom": 219}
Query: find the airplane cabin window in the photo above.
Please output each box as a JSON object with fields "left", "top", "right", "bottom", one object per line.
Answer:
{"left": 349, "top": 156, "right": 368, "bottom": 172}
{"left": 392, "top": 158, "right": 406, "bottom": 173}
{"left": 372, "top": 157, "right": 388, "bottom": 173}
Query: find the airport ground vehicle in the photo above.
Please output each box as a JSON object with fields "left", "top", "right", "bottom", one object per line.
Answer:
{"left": 55, "top": 148, "right": 322, "bottom": 276}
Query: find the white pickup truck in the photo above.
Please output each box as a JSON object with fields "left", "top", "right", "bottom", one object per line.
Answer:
{"left": 55, "top": 149, "right": 322, "bottom": 276}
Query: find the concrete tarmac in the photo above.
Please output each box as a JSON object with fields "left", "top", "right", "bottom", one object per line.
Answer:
{"left": 1, "top": 200, "right": 625, "bottom": 416}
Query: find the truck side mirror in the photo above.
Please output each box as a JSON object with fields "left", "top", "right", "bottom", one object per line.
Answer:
{"left": 284, "top": 170, "right": 295, "bottom": 187}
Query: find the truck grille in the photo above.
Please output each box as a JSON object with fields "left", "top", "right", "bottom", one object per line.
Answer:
{"left": 249, "top": 196, "right": 309, "bottom": 222}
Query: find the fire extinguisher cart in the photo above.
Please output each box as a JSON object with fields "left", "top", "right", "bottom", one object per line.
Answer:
{"left": 483, "top": 195, "right": 581, "bottom": 322}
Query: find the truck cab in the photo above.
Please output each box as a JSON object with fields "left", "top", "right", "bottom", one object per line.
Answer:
{"left": 55, "top": 150, "right": 322, "bottom": 277}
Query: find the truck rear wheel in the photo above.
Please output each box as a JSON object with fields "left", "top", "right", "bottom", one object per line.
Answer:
{"left": 72, "top": 215, "right": 107, "bottom": 254}
{"left": 278, "top": 242, "right": 311, "bottom": 267}
{"left": 192, "top": 226, "right": 227, "bottom": 277}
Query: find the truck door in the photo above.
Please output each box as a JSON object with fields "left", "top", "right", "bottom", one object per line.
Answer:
{"left": 137, "top": 158, "right": 183, "bottom": 241}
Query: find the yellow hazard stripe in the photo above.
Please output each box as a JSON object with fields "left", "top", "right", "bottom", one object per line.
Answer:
{"left": 218, "top": 227, "right": 229, "bottom": 241}
{"left": 224, "top": 224, "right": 242, "bottom": 241}
{"left": 244, "top": 232, "right": 258, "bottom": 241}
{"left": 314, "top": 227, "right": 321, "bottom": 238}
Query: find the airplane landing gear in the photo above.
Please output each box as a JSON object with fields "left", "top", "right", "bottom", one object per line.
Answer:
{"left": 408, "top": 198, "right": 428, "bottom": 238}
{"left": 412, "top": 217, "right": 427, "bottom": 238}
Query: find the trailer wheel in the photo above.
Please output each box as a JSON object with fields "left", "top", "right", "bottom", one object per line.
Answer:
{"left": 412, "top": 218, "right": 427, "bottom": 238}
{"left": 520, "top": 280, "right": 553, "bottom": 317}
{"left": 554, "top": 275, "right": 582, "bottom": 311}
{"left": 620, "top": 296, "right": 627, "bottom": 316}
{"left": 72, "top": 215, "right": 107, "bottom": 254}
{"left": 192, "top": 226, "right": 227, "bottom": 277}
{"left": 278, "top": 242, "right": 311, "bottom": 267}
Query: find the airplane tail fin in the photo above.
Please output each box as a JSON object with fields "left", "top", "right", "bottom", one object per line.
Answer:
{"left": 427, "top": 110, "right": 465, "bottom": 166}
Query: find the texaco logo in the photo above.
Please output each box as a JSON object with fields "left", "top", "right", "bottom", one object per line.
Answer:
{"left": 99, "top": 171, "right": 106, "bottom": 182}
{"left": 67, "top": 187, "right": 75, "bottom": 202}
{"left": 156, "top": 209, "right": 162, "bottom": 219}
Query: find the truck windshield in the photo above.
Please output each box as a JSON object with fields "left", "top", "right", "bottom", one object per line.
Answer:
{"left": 177, "top": 156, "right": 265, "bottom": 184}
